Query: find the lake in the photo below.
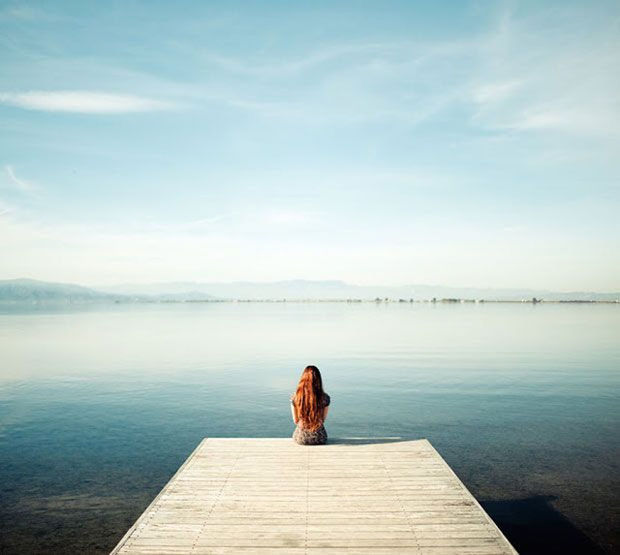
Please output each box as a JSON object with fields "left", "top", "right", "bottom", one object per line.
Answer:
{"left": 0, "top": 301, "right": 618, "bottom": 553}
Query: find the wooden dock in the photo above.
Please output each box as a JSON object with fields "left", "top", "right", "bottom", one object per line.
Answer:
{"left": 111, "top": 438, "right": 517, "bottom": 554}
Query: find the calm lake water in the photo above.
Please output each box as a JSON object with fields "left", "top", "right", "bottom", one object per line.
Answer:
{"left": 0, "top": 302, "right": 618, "bottom": 554}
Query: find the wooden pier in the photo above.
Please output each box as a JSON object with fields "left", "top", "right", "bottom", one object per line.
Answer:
{"left": 111, "top": 438, "right": 517, "bottom": 554}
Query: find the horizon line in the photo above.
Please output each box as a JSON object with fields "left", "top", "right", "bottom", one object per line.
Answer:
{"left": 1, "top": 276, "right": 619, "bottom": 295}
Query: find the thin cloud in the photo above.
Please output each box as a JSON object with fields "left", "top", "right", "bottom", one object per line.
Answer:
{"left": 0, "top": 5, "right": 45, "bottom": 21}
{"left": 468, "top": 6, "right": 620, "bottom": 137}
{"left": 185, "top": 214, "right": 232, "bottom": 228}
{"left": 0, "top": 200, "right": 12, "bottom": 217}
{"left": 200, "top": 41, "right": 412, "bottom": 77}
{"left": 4, "top": 165, "right": 37, "bottom": 193}
{"left": 0, "top": 91, "right": 173, "bottom": 114}
{"left": 152, "top": 214, "right": 233, "bottom": 232}
{"left": 472, "top": 81, "right": 522, "bottom": 104}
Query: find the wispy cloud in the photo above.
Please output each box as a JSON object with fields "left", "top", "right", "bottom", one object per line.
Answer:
{"left": 0, "top": 199, "right": 12, "bottom": 217}
{"left": 0, "top": 4, "right": 48, "bottom": 21}
{"left": 4, "top": 165, "right": 37, "bottom": 193}
{"left": 199, "top": 39, "right": 473, "bottom": 125}
{"left": 199, "top": 41, "right": 415, "bottom": 78}
{"left": 0, "top": 91, "right": 173, "bottom": 114}
{"left": 142, "top": 213, "right": 234, "bottom": 233}
{"left": 468, "top": 6, "right": 620, "bottom": 137}
{"left": 472, "top": 80, "right": 522, "bottom": 104}
{"left": 184, "top": 214, "right": 232, "bottom": 228}
{"left": 140, "top": 209, "right": 323, "bottom": 236}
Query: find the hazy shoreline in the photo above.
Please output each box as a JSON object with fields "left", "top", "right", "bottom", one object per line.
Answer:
{"left": 1, "top": 278, "right": 618, "bottom": 305}
{"left": 1, "top": 298, "right": 619, "bottom": 306}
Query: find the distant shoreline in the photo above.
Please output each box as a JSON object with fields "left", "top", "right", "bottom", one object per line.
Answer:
{"left": 2, "top": 297, "right": 618, "bottom": 305}
{"left": 1, "top": 278, "right": 618, "bottom": 304}
{"left": 152, "top": 298, "right": 619, "bottom": 304}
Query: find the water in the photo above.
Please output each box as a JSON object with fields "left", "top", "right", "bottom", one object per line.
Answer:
{"left": 0, "top": 302, "right": 618, "bottom": 554}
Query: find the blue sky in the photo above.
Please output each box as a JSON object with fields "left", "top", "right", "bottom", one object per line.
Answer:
{"left": 1, "top": 0, "right": 619, "bottom": 289}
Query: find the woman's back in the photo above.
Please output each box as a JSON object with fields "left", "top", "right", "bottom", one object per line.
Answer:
{"left": 291, "top": 366, "right": 330, "bottom": 445}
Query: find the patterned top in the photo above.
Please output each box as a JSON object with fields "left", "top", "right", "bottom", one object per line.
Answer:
{"left": 291, "top": 392, "right": 330, "bottom": 445}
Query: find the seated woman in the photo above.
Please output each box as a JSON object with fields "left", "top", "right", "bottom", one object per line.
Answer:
{"left": 290, "top": 365, "right": 330, "bottom": 445}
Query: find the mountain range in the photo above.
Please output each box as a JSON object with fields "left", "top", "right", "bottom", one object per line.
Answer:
{"left": 0, "top": 278, "right": 618, "bottom": 302}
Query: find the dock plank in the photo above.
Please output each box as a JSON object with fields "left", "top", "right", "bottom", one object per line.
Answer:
{"left": 111, "top": 438, "right": 517, "bottom": 554}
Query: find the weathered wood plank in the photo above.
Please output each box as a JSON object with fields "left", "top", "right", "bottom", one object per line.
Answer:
{"left": 111, "top": 438, "right": 517, "bottom": 554}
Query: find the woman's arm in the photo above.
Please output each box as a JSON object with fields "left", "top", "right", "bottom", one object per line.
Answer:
{"left": 322, "top": 392, "right": 330, "bottom": 421}
{"left": 290, "top": 400, "right": 298, "bottom": 424}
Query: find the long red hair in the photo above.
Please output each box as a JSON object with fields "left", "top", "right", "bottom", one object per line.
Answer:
{"left": 292, "top": 365, "right": 325, "bottom": 431}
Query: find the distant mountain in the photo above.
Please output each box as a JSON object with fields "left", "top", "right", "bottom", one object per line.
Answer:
{"left": 98, "top": 281, "right": 226, "bottom": 298}
{"left": 0, "top": 278, "right": 123, "bottom": 302}
{"left": 0, "top": 278, "right": 215, "bottom": 303}
{"left": 99, "top": 280, "right": 357, "bottom": 300}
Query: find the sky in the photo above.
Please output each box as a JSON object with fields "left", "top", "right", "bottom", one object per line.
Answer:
{"left": 0, "top": 0, "right": 619, "bottom": 290}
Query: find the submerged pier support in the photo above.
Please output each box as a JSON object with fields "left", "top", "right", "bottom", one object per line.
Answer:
{"left": 111, "top": 438, "right": 517, "bottom": 554}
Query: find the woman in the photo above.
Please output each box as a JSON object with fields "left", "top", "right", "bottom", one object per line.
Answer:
{"left": 290, "top": 365, "right": 330, "bottom": 445}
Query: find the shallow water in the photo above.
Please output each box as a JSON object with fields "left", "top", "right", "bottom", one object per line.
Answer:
{"left": 0, "top": 302, "right": 618, "bottom": 553}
